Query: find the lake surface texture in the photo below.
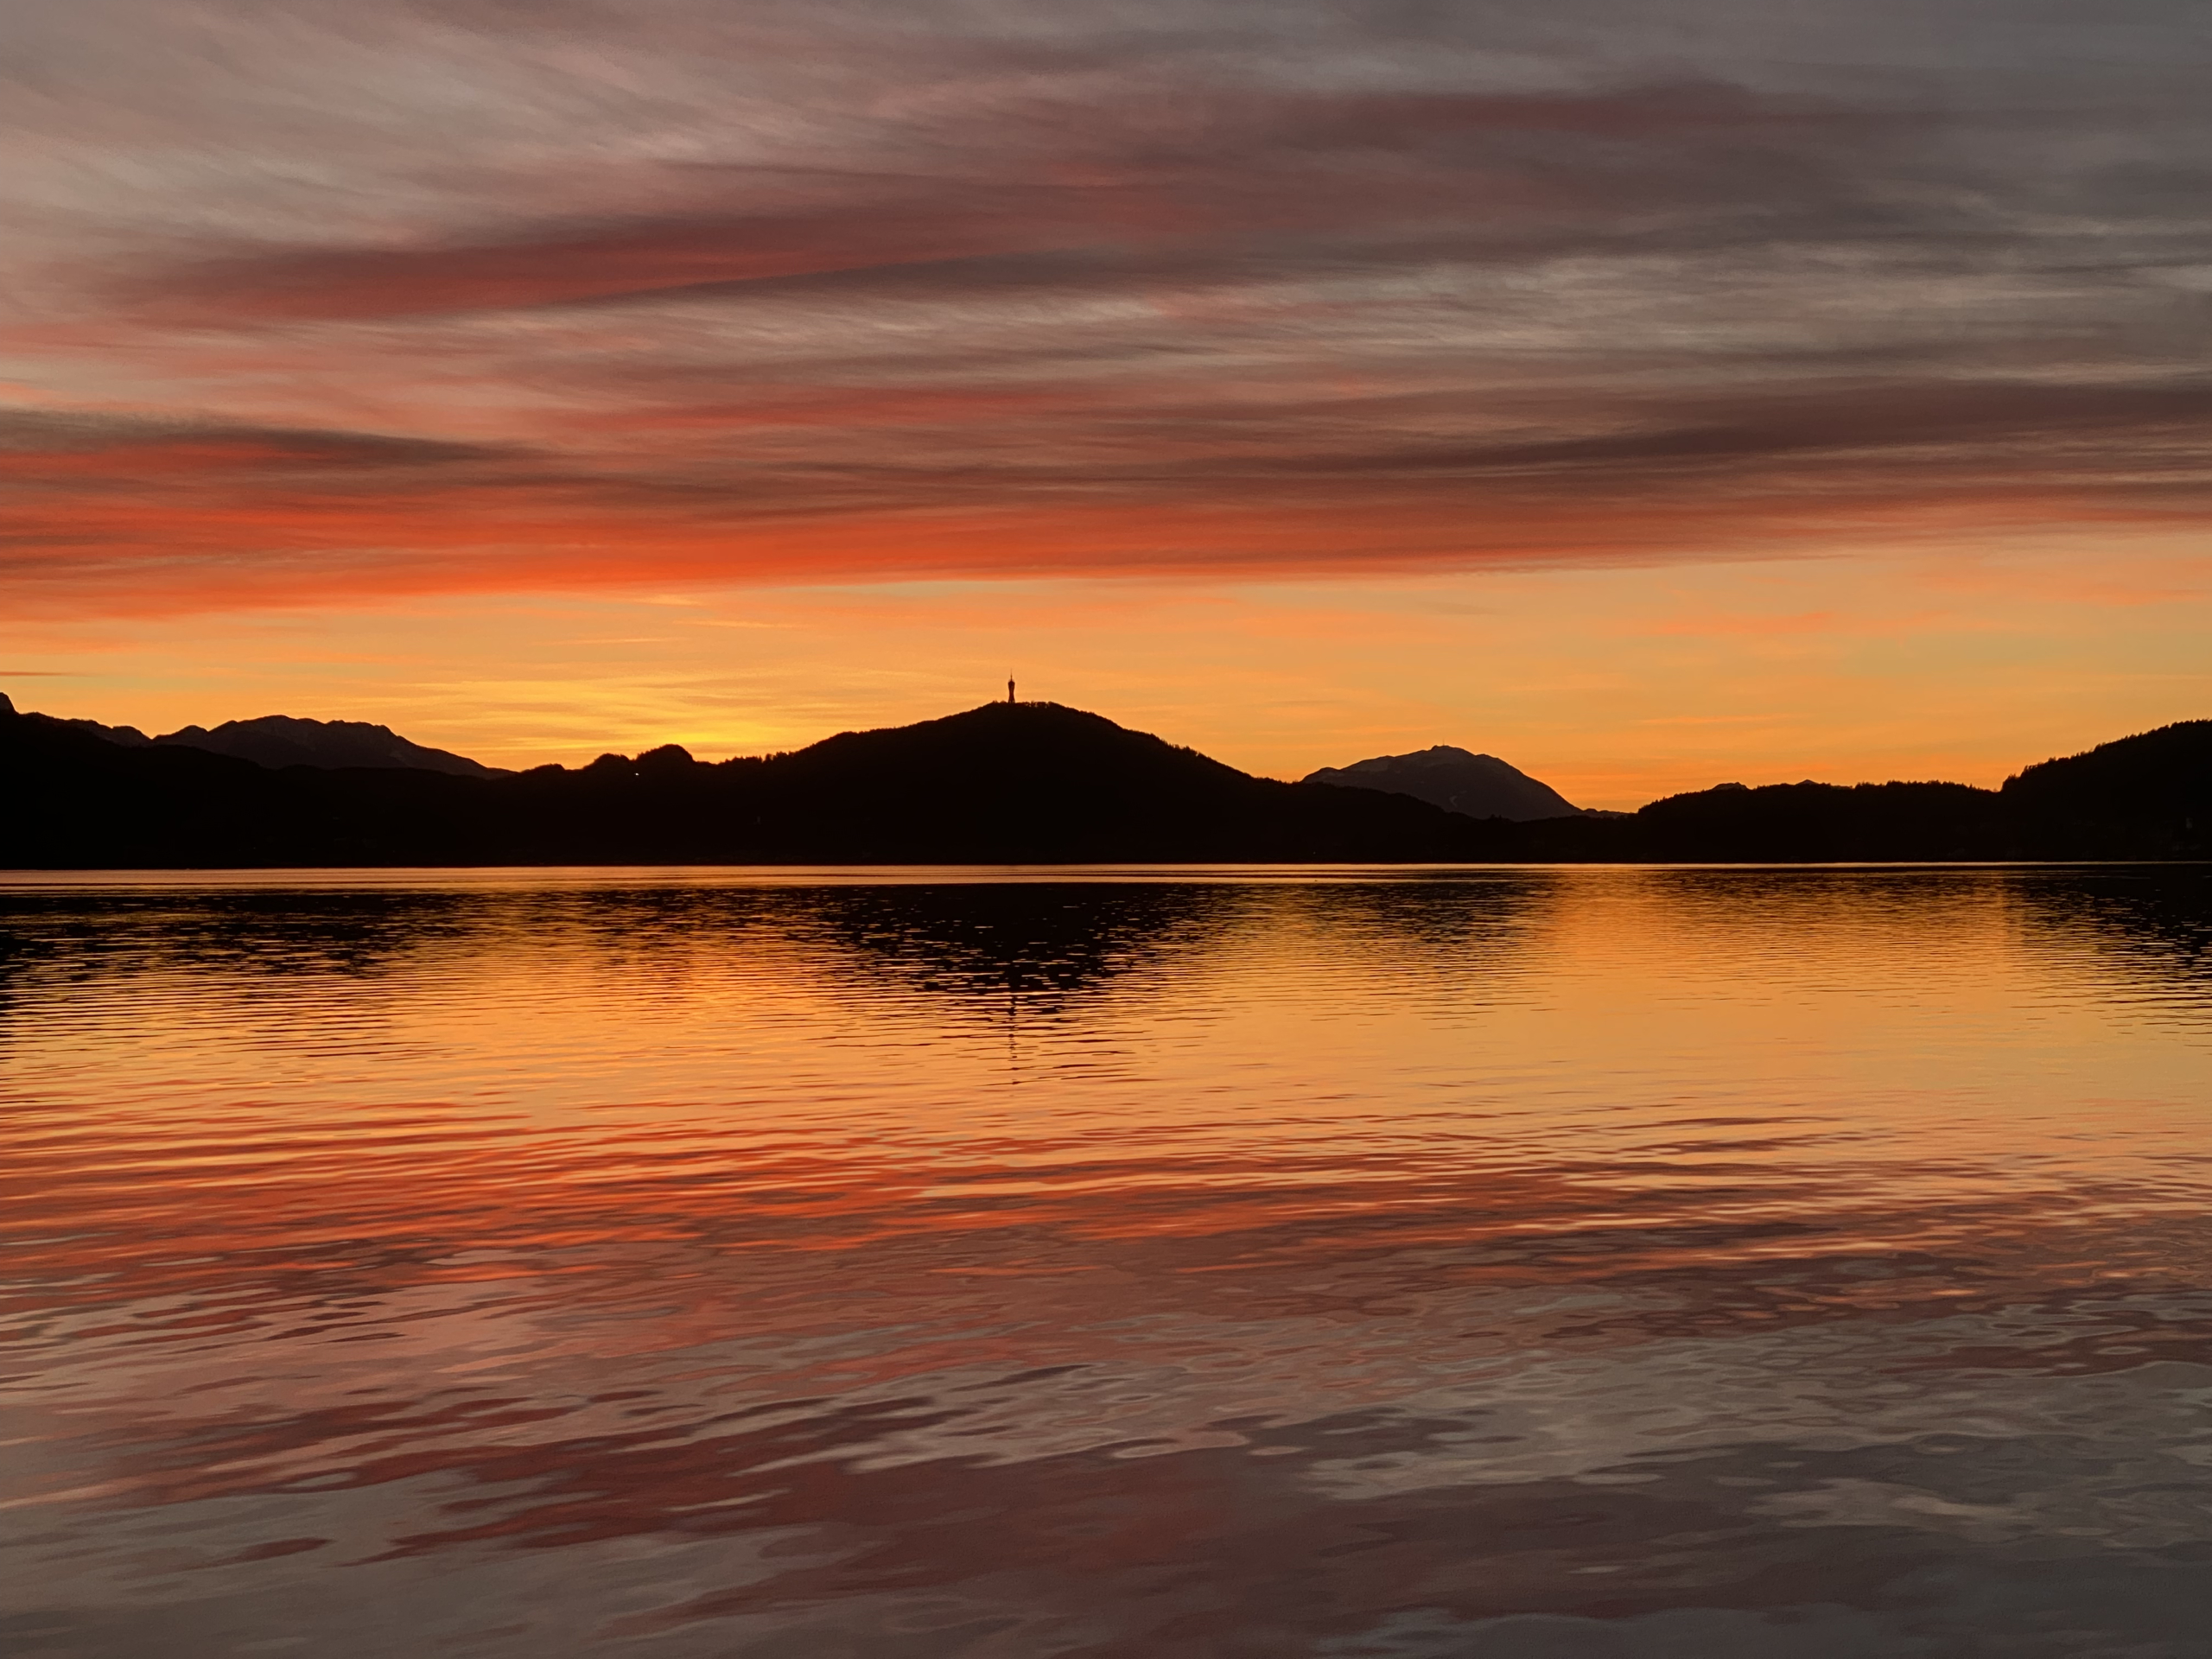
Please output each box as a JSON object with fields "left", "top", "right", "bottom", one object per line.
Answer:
{"left": 6, "top": 865, "right": 2212, "bottom": 1658}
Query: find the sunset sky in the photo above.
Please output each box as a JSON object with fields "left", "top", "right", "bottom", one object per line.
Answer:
{"left": 3, "top": 0, "right": 2208, "bottom": 806}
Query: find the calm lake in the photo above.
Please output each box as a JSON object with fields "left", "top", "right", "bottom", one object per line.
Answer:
{"left": 5, "top": 866, "right": 2212, "bottom": 1657}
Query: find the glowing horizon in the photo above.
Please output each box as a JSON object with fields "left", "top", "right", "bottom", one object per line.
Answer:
{"left": 3, "top": 2, "right": 2208, "bottom": 806}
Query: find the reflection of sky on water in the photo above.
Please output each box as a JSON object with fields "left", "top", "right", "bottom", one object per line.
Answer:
{"left": 3, "top": 868, "right": 2211, "bottom": 1656}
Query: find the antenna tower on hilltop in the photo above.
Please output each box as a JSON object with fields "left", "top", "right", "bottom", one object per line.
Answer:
{"left": 1007, "top": 675, "right": 1016, "bottom": 704}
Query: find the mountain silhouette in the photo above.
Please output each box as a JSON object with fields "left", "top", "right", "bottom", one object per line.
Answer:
{"left": 1, "top": 697, "right": 1498, "bottom": 868}
{"left": 3, "top": 692, "right": 2207, "bottom": 868}
{"left": 2000, "top": 721, "right": 2212, "bottom": 859}
{"left": 1304, "top": 746, "right": 1581, "bottom": 821}
{"left": 29, "top": 710, "right": 502, "bottom": 778}
{"left": 1609, "top": 721, "right": 2212, "bottom": 862}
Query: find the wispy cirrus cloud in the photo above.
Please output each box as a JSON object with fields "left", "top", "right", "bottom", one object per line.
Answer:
{"left": 2, "top": 0, "right": 2208, "bottom": 613}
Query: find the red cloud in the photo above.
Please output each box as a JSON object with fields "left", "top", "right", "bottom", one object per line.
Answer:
{"left": 2, "top": 16, "right": 2205, "bottom": 619}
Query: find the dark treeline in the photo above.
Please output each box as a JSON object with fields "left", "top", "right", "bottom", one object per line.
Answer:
{"left": 3, "top": 696, "right": 2206, "bottom": 868}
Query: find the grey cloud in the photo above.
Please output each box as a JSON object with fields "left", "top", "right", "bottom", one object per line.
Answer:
{"left": 0, "top": 409, "right": 513, "bottom": 466}
{"left": 0, "top": 0, "right": 2207, "bottom": 591}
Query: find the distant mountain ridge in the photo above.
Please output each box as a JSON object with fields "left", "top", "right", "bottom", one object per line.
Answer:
{"left": 1304, "top": 746, "right": 1581, "bottom": 821}
{"left": 31, "top": 710, "right": 504, "bottom": 779}
{"left": 2, "top": 692, "right": 2206, "bottom": 867}
{"left": 1, "top": 697, "right": 1484, "bottom": 867}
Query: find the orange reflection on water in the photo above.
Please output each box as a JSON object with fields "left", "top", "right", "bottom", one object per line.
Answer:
{"left": 3, "top": 868, "right": 2212, "bottom": 1655}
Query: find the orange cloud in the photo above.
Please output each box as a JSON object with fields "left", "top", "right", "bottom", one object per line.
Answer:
{"left": 0, "top": 8, "right": 2201, "bottom": 617}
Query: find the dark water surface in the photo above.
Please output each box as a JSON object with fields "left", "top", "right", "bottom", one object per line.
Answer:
{"left": 5, "top": 866, "right": 2212, "bottom": 1657}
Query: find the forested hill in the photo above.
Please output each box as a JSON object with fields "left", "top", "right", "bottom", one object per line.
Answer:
{"left": 0, "top": 698, "right": 1495, "bottom": 867}
{"left": 2, "top": 695, "right": 2206, "bottom": 868}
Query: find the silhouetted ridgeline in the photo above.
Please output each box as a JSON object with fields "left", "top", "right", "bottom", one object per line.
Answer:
{"left": 1303, "top": 746, "right": 1584, "bottom": 821}
{"left": 2, "top": 694, "right": 2205, "bottom": 868}
{"left": 44, "top": 711, "right": 508, "bottom": 778}
{"left": 1, "top": 698, "right": 1482, "bottom": 867}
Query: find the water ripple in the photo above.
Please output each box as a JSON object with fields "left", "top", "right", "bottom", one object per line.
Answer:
{"left": 4, "top": 866, "right": 2212, "bottom": 1656}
